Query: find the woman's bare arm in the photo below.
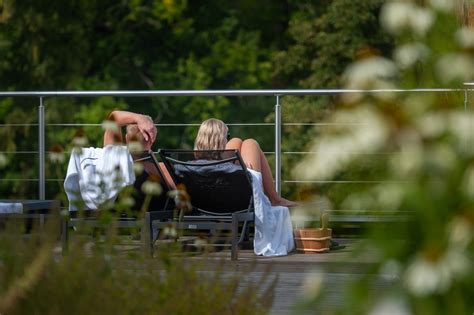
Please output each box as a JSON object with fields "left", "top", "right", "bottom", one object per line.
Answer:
{"left": 103, "top": 110, "right": 156, "bottom": 146}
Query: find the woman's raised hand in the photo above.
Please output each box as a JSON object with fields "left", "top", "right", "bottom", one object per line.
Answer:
{"left": 137, "top": 115, "right": 157, "bottom": 144}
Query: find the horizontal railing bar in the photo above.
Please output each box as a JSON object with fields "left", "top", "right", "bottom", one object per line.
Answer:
{"left": 1, "top": 178, "right": 402, "bottom": 183}
{"left": 0, "top": 123, "right": 274, "bottom": 127}
{"left": 0, "top": 151, "right": 409, "bottom": 155}
{"left": 0, "top": 179, "right": 64, "bottom": 182}
{"left": 283, "top": 151, "right": 399, "bottom": 155}
{"left": 283, "top": 180, "right": 409, "bottom": 183}
{"left": 45, "top": 123, "right": 275, "bottom": 127}
{"left": 0, "top": 88, "right": 470, "bottom": 98}
{"left": 0, "top": 179, "right": 40, "bottom": 181}
{"left": 0, "top": 122, "right": 369, "bottom": 127}
{"left": 0, "top": 124, "right": 39, "bottom": 127}
{"left": 326, "top": 209, "right": 412, "bottom": 213}
{"left": 1, "top": 150, "right": 273, "bottom": 155}
{"left": 0, "top": 151, "right": 39, "bottom": 154}
{"left": 283, "top": 123, "right": 364, "bottom": 126}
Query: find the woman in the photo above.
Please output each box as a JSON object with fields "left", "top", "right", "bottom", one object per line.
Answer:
{"left": 194, "top": 118, "right": 297, "bottom": 207}
{"left": 194, "top": 118, "right": 296, "bottom": 256}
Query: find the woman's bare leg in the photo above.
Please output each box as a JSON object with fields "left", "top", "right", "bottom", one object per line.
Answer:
{"left": 240, "top": 139, "right": 297, "bottom": 207}
{"left": 225, "top": 137, "right": 243, "bottom": 151}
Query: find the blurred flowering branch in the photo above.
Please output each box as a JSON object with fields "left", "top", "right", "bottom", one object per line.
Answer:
{"left": 296, "top": 1, "right": 473, "bottom": 313}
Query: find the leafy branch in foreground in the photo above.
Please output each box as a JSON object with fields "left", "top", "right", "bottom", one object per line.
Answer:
{"left": 295, "top": 1, "right": 473, "bottom": 314}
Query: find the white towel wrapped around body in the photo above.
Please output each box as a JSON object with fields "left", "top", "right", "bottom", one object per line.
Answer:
{"left": 248, "top": 169, "right": 295, "bottom": 257}
{"left": 64, "top": 145, "right": 135, "bottom": 211}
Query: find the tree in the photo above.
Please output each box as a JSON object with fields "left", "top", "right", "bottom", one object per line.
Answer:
{"left": 270, "top": 0, "right": 393, "bottom": 200}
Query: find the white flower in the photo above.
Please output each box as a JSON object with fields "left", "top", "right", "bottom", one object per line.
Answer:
{"left": 404, "top": 250, "right": 470, "bottom": 296}
{"left": 295, "top": 106, "right": 389, "bottom": 180}
{"left": 436, "top": 53, "right": 474, "bottom": 84}
{"left": 410, "top": 7, "right": 435, "bottom": 36}
{"left": 456, "top": 27, "right": 474, "bottom": 48}
{"left": 49, "top": 152, "right": 65, "bottom": 164}
{"left": 163, "top": 225, "right": 178, "bottom": 238}
{"left": 403, "top": 93, "right": 435, "bottom": 116}
{"left": 394, "top": 43, "right": 430, "bottom": 69}
{"left": 72, "top": 136, "right": 88, "bottom": 148}
{"left": 167, "top": 188, "right": 192, "bottom": 211}
{"left": 379, "top": 260, "right": 402, "bottom": 282}
{"left": 141, "top": 180, "right": 162, "bottom": 196}
{"left": 381, "top": 2, "right": 434, "bottom": 36}
{"left": 448, "top": 216, "right": 472, "bottom": 249}
{"left": 301, "top": 271, "right": 324, "bottom": 300}
{"left": 291, "top": 197, "right": 331, "bottom": 228}
{"left": 133, "top": 162, "right": 144, "bottom": 175}
{"left": 448, "top": 112, "right": 474, "bottom": 155}
{"left": 416, "top": 113, "right": 446, "bottom": 138}
{"left": 426, "top": 144, "right": 457, "bottom": 172}
{"left": 369, "top": 296, "right": 411, "bottom": 315}
{"left": 405, "top": 255, "right": 450, "bottom": 296}
{"left": 343, "top": 56, "right": 397, "bottom": 89}
{"left": 429, "top": 0, "right": 454, "bottom": 12}
{"left": 120, "top": 196, "right": 135, "bottom": 208}
{"left": 341, "top": 193, "right": 375, "bottom": 210}
{"left": 291, "top": 207, "right": 313, "bottom": 229}
{"left": 0, "top": 153, "right": 7, "bottom": 168}
{"left": 381, "top": 2, "right": 415, "bottom": 35}
{"left": 127, "top": 140, "right": 143, "bottom": 153}
{"left": 342, "top": 57, "right": 398, "bottom": 104}
{"left": 193, "top": 237, "right": 208, "bottom": 248}
{"left": 444, "top": 249, "right": 471, "bottom": 277}
{"left": 101, "top": 120, "right": 119, "bottom": 132}
{"left": 390, "top": 131, "right": 423, "bottom": 177}
{"left": 375, "top": 183, "right": 405, "bottom": 210}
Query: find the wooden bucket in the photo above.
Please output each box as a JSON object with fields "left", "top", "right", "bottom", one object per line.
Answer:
{"left": 294, "top": 213, "right": 332, "bottom": 253}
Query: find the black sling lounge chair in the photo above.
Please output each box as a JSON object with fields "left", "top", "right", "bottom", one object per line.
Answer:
{"left": 158, "top": 149, "right": 255, "bottom": 260}
{"left": 64, "top": 150, "right": 173, "bottom": 253}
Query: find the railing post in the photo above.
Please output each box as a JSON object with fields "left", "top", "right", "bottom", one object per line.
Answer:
{"left": 274, "top": 95, "right": 281, "bottom": 195}
{"left": 464, "top": 83, "right": 472, "bottom": 154}
{"left": 464, "top": 87, "right": 468, "bottom": 113}
{"left": 39, "top": 97, "right": 45, "bottom": 200}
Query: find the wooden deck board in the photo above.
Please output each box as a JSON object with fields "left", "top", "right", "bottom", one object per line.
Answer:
{"left": 114, "top": 237, "right": 383, "bottom": 314}
{"left": 193, "top": 239, "right": 389, "bottom": 315}
{"left": 179, "top": 238, "right": 384, "bottom": 314}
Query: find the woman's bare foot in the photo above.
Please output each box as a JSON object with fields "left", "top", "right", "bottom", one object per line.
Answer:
{"left": 270, "top": 197, "right": 298, "bottom": 208}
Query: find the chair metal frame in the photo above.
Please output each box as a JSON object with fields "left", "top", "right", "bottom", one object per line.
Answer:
{"left": 157, "top": 149, "right": 255, "bottom": 260}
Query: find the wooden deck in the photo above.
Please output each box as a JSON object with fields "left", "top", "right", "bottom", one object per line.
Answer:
{"left": 82, "top": 236, "right": 385, "bottom": 314}
{"left": 178, "top": 238, "right": 385, "bottom": 314}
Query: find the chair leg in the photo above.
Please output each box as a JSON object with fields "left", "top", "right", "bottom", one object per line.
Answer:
{"left": 231, "top": 214, "right": 239, "bottom": 261}
{"left": 61, "top": 217, "right": 69, "bottom": 254}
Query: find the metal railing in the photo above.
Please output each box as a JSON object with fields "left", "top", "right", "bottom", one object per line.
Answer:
{"left": 0, "top": 86, "right": 472, "bottom": 200}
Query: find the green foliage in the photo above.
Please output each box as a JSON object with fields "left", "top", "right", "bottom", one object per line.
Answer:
{"left": 295, "top": 1, "right": 474, "bottom": 313}
{"left": 273, "top": 0, "right": 393, "bottom": 199}
{"left": 0, "top": 0, "right": 284, "bottom": 199}
{"left": 0, "top": 0, "right": 394, "bottom": 203}
{"left": 0, "top": 220, "right": 275, "bottom": 315}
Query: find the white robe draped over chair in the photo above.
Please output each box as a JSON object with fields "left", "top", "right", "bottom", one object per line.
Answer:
{"left": 249, "top": 169, "right": 295, "bottom": 257}
{"left": 64, "top": 145, "right": 135, "bottom": 211}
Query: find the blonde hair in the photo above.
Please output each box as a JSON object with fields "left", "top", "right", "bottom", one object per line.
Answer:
{"left": 194, "top": 118, "right": 228, "bottom": 150}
